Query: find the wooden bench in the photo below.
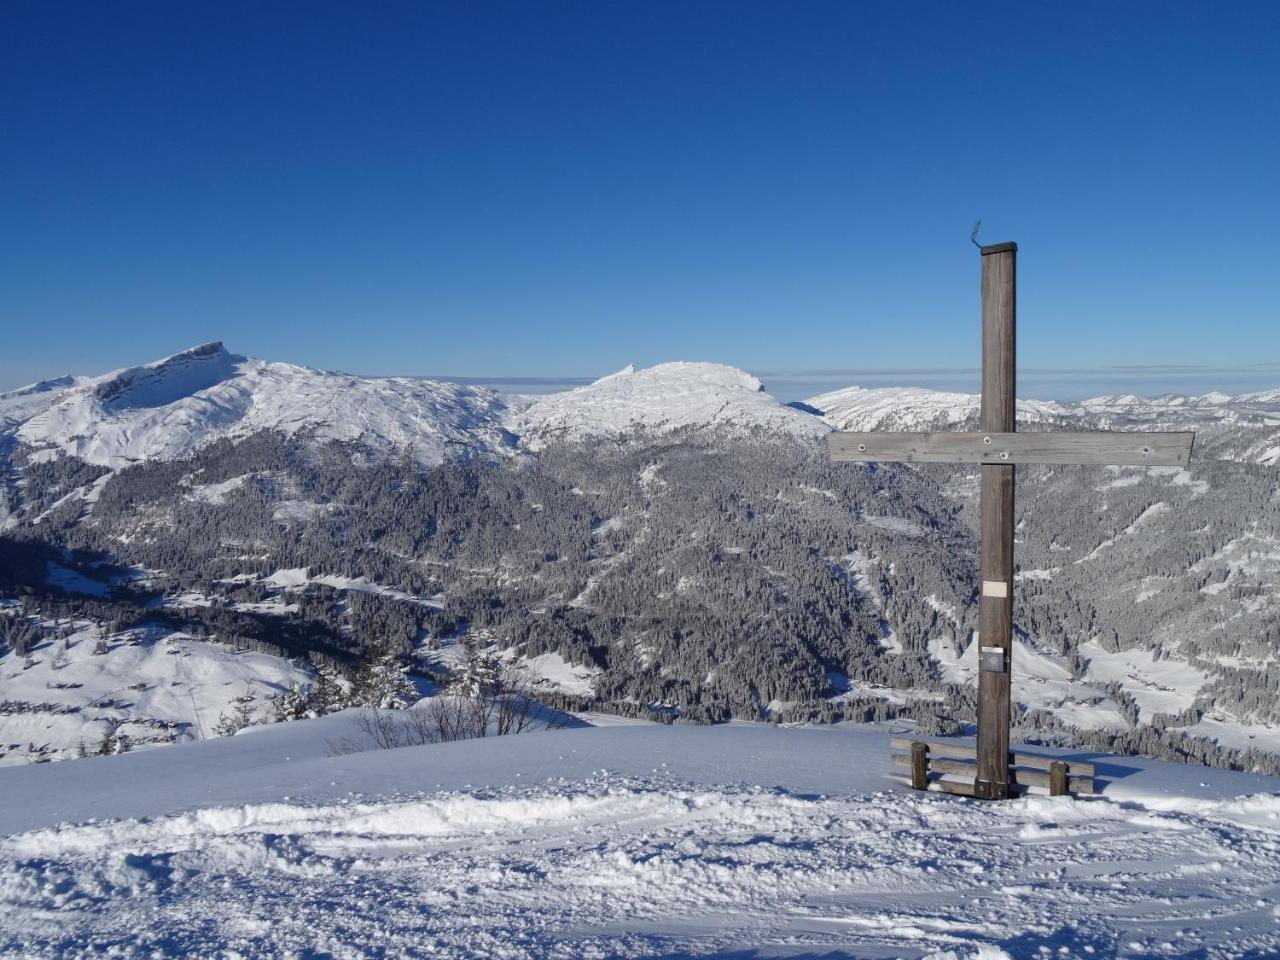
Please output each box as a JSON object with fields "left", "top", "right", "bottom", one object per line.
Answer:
{"left": 889, "top": 736, "right": 1097, "bottom": 797}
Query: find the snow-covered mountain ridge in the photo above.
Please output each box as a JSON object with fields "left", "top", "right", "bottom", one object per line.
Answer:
{"left": 804, "top": 382, "right": 1280, "bottom": 466}
{"left": 805, "top": 383, "right": 1071, "bottom": 432}
{"left": 3, "top": 347, "right": 835, "bottom": 467}
{"left": 9, "top": 343, "right": 517, "bottom": 468}
{"left": 7, "top": 342, "right": 1280, "bottom": 468}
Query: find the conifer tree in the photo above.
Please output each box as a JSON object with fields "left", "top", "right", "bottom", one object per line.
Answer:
{"left": 214, "top": 690, "right": 256, "bottom": 736}
{"left": 453, "top": 647, "right": 502, "bottom": 699}
{"left": 308, "top": 661, "right": 346, "bottom": 716}
{"left": 271, "top": 683, "right": 310, "bottom": 722}
{"left": 349, "top": 644, "right": 418, "bottom": 709}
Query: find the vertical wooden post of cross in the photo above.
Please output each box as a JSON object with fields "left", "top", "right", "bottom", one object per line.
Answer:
{"left": 975, "top": 241, "right": 1016, "bottom": 800}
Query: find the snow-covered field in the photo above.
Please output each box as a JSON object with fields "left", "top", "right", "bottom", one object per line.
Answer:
{"left": 2, "top": 719, "right": 1279, "bottom": 959}
{"left": 0, "top": 610, "right": 309, "bottom": 765}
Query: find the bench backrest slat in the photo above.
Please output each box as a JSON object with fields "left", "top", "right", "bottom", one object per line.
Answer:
{"left": 888, "top": 736, "right": 1096, "bottom": 778}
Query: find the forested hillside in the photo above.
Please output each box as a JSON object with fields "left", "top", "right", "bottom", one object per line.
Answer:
{"left": 3, "top": 410, "right": 1278, "bottom": 771}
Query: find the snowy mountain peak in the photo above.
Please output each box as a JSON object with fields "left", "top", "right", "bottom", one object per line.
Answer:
{"left": 0, "top": 373, "right": 83, "bottom": 400}
{"left": 0, "top": 374, "right": 91, "bottom": 430}
{"left": 14, "top": 343, "right": 517, "bottom": 468}
{"left": 91, "top": 341, "right": 240, "bottom": 410}
{"left": 595, "top": 363, "right": 637, "bottom": 383}
{"left": 513, "top": 361, "right": 824, "bottom": 447}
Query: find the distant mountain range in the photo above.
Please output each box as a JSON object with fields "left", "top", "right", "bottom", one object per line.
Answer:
{"left": 4, "top": 341, "right": 1280, "bottom": 467}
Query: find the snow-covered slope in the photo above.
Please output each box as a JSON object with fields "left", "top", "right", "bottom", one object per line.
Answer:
{"left": 1065, "top": 388, "right": 1280, "bottom": 426}
{"left": 807, "top": 381, "right": 1280, "bottom": 465}
{"left": 807, "top": 384, "right": 1069, "bottom": 431}
{"left": 2, "top": 719, "right": 1279, "bottom": 958}
{"left": 0, "top": 375, "right": 91, "bottom": 434}
{"left": 0, "top": 602, "right": 310, "bottom": 765}
{"left": 13, "top": 343, "right": 516, "bottom": 467}
{"left": 514, "top": 361, "right": 829, "bottom": 447}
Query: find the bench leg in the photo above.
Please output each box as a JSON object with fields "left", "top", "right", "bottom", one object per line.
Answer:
{"left": 911, "top": 741, "right": 929, "bottom": 791}
{"left": 1049, "top": 761, "right": 1068, "bottom": 797}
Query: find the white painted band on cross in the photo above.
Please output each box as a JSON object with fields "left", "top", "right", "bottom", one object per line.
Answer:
{"left": 981, "top": 580, "right": 1009, "bottom": 598}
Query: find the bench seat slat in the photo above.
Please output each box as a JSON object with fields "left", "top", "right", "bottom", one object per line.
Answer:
{"left": 890, "top": 753, "right": 1094, "bottom": 792}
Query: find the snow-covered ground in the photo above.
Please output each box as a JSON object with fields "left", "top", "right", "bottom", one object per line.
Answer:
{"left": 0, "top": 610, "right": 309, "bottom": 765}
{"left": 2, "top": 718, "right": 1279, "bottom": 958}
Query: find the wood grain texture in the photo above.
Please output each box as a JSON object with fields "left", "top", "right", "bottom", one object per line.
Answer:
{"left": 977, "top": 459, "right": 1014, "bottom": 798}
{"left": 892, "top": 754, "right": 976, "bottom": 777}
{"left": 1049, "top": 761, "right": 1069, "bottom": 797}
{"left": 889, "top": 773, "right": 1034, "bottom": 797}
{"left": 827, "top": 431, "right": 1196, "bottom": 466}
{"left": 1008, "top": 751, "right": 1095, "bottom": 776}
{"left": 910, "top": 741, "right": 928, "bottom": 790}
{"left": 977, "top": 244, "right": 1016, "bottom": 801}
{"left": 928, "top": 778, "right": 979, "bottom": 798}
{"left": 890, "top": 737, "right": 978, "bottom": 761}
{"left": 1016, "top": 766, "right": 1094, "bottom": 794}
{"left": 981, "top": 245, "right": 1016, "bottom": 433}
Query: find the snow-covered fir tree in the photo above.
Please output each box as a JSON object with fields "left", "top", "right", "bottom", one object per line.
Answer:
{"left": 213, "top": 691, "right": 256, "bottom": 737}
{"left": 349, "top": 645, "right": 418, "bottom": 710}
{"left": 308, "top": 661, "right": 347, "bottom": 716}
{"left": 271, "top": 683, "right": 310, "bottom": 722}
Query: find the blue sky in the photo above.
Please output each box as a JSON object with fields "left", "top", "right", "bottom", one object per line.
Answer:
{"left": 3, "top": 1, "right": 1278, "bottom": 399}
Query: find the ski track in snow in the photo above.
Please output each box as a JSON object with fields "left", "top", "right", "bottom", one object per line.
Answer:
{"left": 2, "top": 775, "right": 1280, "bottom": 958}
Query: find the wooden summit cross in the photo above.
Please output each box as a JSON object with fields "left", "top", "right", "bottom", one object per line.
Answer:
{"left": 826, "top": 241, "right": 1195, "bottom": 800}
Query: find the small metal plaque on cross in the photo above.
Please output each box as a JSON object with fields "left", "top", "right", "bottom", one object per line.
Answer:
{"left": 827, "top": 241, "right": 1195, "bottom": 800}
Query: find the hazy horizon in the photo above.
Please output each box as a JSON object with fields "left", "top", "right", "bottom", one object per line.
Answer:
{"left": 436, "top": 367, "right": 1280, "bottom": 404}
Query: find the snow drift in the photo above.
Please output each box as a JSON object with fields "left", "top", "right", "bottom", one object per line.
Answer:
{"left": 1, "top": 720, "right": 1278, "bottom": 958}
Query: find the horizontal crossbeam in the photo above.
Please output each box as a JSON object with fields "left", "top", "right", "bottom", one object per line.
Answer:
{"left": 828, "top": 431, "right": 1194, "bottom": 466}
